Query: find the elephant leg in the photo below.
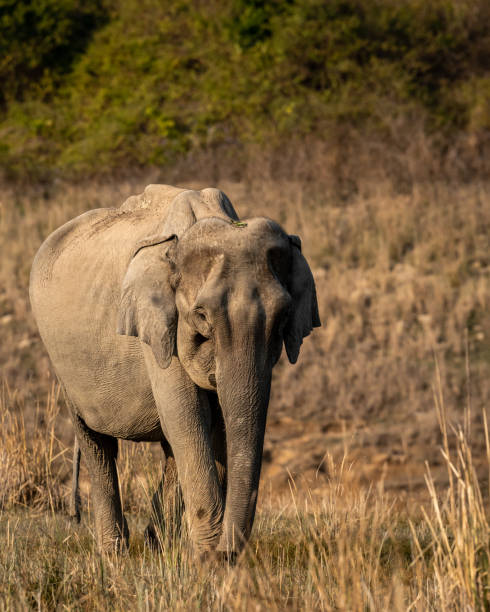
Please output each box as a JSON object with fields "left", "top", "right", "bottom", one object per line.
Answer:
{"left": 71, "top": 411, "right": 128, "bottom": 552}
{"left": 68, "top": 434, "right": 81, "bottom": 523}
{"left": 145, "top": 444, "right": 184, "bottom": 548}
{"left": 143, "top": 348, "right": 224, "bottom": 553}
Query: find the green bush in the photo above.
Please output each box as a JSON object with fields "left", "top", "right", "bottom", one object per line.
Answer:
{"left": 0, "top": 0, "right": 107, "bottom": 105}
{"left": 0, "top": 0, "right": 489, "bottom": 178}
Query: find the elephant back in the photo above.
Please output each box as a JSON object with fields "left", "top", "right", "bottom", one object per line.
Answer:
{"left": 119, "top": 184, "right": 186, "bottom": 213}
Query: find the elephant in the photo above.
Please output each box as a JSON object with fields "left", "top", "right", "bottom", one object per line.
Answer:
{"left": 29, "top": 184, "right": 320, "bottom": 557}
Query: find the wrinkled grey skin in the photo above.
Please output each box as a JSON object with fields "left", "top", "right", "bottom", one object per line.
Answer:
{"left": 30, "top": 184, "right": 320, "bottom": 556}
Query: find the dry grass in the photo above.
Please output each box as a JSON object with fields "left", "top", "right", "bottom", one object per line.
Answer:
{"left": 0, "top": 382, "right": 67, "bottom": 512}
{"left": 1, "top": 149, "right": 490, "bottom": 608}
{"left": 0, "top": 376, "right": 489, "bottom": 609}
{"left": 1, "top": 171, "right": 489, "bottom": 497}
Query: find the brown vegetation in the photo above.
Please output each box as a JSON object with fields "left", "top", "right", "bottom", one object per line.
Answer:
{"left": 1, "top": 376, "right": 489, "bottom": 608}
{"left": 1, "top": 142, "right": 489, "bottom": 497}
{"left": 1, "top": 139, "right": 489, "bottom": 607}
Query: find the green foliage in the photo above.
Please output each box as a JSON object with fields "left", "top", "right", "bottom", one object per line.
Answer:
{"left": 0, "top": 0, "right": 107, "bottom": 105}
{"left": 0, "top": 0, "right": 489, "bottom": 178}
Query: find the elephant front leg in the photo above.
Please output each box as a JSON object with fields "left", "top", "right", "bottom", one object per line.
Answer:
{"left": 71, "top": 412, "right": 129, "bottom": 552}
{"left": 144, "top": 349, "right": 224, "bottom": 553}
{"left": 145, "top": 452, "right": 184, "bottom": 548}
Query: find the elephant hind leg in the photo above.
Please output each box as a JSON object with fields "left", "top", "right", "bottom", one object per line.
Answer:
{"left": 71, "top": 411, "right": 129, "bottom": 552}
{"left": 69, "top": 435, "right": 81, "bottom": 523}
{"left": 145, "top": 444, "right": 184, "bottom": 549}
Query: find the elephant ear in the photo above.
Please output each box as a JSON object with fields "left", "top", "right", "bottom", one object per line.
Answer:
{"left": 284, "top": 235, "right": 321, "bottom": 364}
{"left": 117, "top": 234, "right": 178, "bottom": 369}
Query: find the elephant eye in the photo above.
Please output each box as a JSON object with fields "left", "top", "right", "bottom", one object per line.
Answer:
{"left": 195, "top": 309, "right": 206, "bottom": 321}
{"left": 191, "top": 307, "right": 212, "bottom": 338}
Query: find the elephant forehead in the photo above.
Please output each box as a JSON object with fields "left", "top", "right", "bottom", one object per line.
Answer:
{"left": 179, "top": 216, "right": 288, "bottom": 254}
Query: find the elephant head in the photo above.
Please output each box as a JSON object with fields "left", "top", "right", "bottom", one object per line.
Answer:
{"left": 118, "top": 211, "right": 320, "bottom": 553}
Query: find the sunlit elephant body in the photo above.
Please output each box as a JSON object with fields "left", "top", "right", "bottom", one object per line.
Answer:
{"left": 30, "top": 184, "right": 320, "bottom": 556}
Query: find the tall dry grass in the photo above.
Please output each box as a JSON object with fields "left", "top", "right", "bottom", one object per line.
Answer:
{"left": 0, "top": 373, "right": 488, "bottom": 609}
{"left": 0, "top": 382, "right": 67, "bottom": 512}
{"left": 1, "top": 163, "right": 489, "bottom": 494}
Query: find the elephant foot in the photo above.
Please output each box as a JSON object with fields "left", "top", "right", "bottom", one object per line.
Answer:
{"left": 99, "top": 533, "right": 129, "bottom": 554}
{"left": 100, "top": 540, "right": 128, "bottom": 555}
{"left": 98, "top": 515, "right": 130, "bottom": 554}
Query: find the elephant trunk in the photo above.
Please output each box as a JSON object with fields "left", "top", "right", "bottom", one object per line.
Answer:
{"left": 215, "top": 354, "right": 271, "bottom": 555}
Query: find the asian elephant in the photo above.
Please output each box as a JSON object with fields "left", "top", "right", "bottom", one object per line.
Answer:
{"left": 29, "top": 184, "right": 320, "bottom": 557}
